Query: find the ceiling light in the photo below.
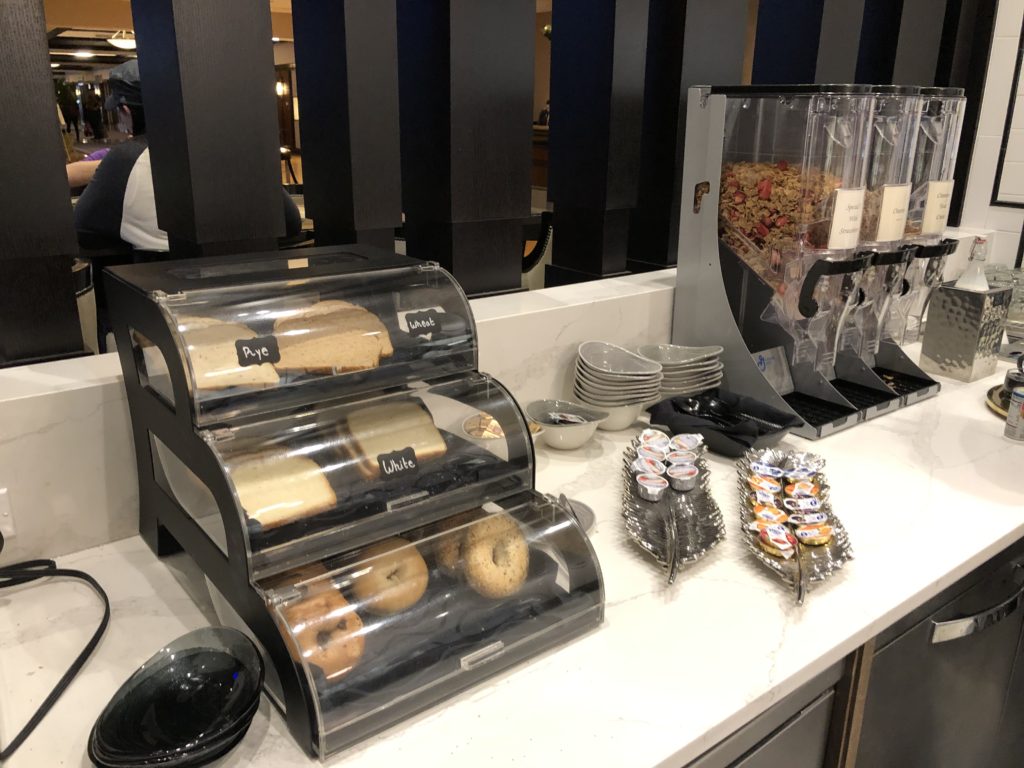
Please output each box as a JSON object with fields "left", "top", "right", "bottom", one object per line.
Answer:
{"left": 107, "top": 30, "right": 137, "bottom": 50}
{"left": 275, "top": 81, "right": 288, "bottom": 97}
{"left": 73, "top": 50, "right": 95, "bottom": 59}
{"left": 50, "top": 62, "right": 59, "bottom": 68}
{"left": 271, "top": 37, "right": 281, "bottom": 43}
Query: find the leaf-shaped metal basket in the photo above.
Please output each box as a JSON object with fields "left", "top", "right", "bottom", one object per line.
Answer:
{"left": 621, "top": 439, "right": 726, "bottom": 584}
{"left": 736, "top": 447, "right": 853, "bottom": 605}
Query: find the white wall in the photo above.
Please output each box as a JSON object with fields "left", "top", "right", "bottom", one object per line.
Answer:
{"left": 959, "top": 0, "right": 1024, "bottom": 266}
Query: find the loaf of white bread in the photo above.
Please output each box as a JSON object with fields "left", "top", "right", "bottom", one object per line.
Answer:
{"left": 345, "top": 401, "right": 447, "bottom": 479}
{"left": 178, "top": 316, "right": 280, "bottom": 390}
{"left": 229, "top": 453, "right": 337, "bottom": 529}
{"left": 273, "top": 300, "right": 394, "bottom": 374}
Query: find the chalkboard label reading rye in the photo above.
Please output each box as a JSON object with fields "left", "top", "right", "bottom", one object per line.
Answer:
{"left": 404, "top": 309, "right": 444, "bottom": 337}
{"left": 235, "top": 336, "right": 281, "bottom": 367}
{"left": 377, "top": 447, "right": 418, "bottom": 479}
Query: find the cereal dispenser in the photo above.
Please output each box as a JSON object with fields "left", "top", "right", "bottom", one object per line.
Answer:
{"left": 673, "top": 85, "right": 950, "bottom": 439}
{"left": 886, "top": 86, "right": 966, "bottom": 345}
{"left": 105, "top": 246, "right": 604, "bottom": 758}
{"left": 838, "top": 85, "right": 923, "bottom": 362}
{"left": 717, "top": 84, "right": 874, "bottom": 384}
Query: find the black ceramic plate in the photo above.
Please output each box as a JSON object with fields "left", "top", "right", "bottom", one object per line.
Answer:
{"left": 89, "top": 694, "right": 259, "bottom": 767}
{"left": 89, "top": 716, "right": 253, "bottom": 768}
{"left": 88, "top": 628, "right": 262, "bottom": 765}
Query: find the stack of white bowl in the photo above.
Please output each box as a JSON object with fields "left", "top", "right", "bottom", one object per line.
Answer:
{"left": 636, "top": 344, "right": 724, "bottom": 398}
{"left": 573, "top": 341, "right": 663, "bottom": 430}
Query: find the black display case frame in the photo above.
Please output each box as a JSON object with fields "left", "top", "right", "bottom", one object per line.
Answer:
{"left": 104, "top": 244, "right": 603, "bottom": 757}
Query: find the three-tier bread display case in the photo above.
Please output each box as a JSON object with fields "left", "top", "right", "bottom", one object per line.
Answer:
{"left": 104, "top": 246, "right": 604, "bottom": 758}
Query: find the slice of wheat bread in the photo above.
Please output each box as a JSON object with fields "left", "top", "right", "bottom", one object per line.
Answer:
{"left": 274, "top": 302, "right": 394, "bottom": 374}
{"left": 180, "top": 317, "right": 280, "bottom": 390}
{"left": 229, "top": 453, "right": 337, "bottom": 529}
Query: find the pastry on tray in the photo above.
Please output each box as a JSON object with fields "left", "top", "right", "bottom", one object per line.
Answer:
{"left": 178, "top": 315, "right": 280, "bottom": 390}
{"left": 344, "top": 401, "right": 447, "bottom": 480}
{"left": 273, "top": 299, "right": 394, "bottom": 374}
{"left": 229, "top": 452, "right": 337, "bottom": 529}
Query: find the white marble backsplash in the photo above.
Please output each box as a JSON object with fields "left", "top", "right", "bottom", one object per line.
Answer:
{"left": 0, "top": 269, "right": 675, "bottom": 564}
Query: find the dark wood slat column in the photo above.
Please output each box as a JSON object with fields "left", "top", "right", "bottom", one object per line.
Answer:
{"left": 892, "top": 0, "right": 949, "bottom": 85}
{"left": 631, "top": 0, "right": 750, "bottom": 273}
{"left": 397, "top": 0, "right": 533, "bottom": 296}
{"left": 853, "top": 0, "right": 906, "bottom": 83}
{"left": 935, "top": 0, "right": 998, "bottom": 226}
{"left": 816, "top": 0, "right": 866, "bottom": 82}
{"left": 0, "top": 0, "right": 83, "bottom": 366}
{"left": 292, "top": 0, "right": 402, "bottom": 250}
{"left": 546, "top": 0, "right": 650, "bottom": 286}
{"left": 132, "top": 0, "right": 284, "bottom": 256}
{"left": 752, "top": 0, "right": 826, "bottom": 83}
{"left": 625, "top": 0, "right": 685, "bottom": 274}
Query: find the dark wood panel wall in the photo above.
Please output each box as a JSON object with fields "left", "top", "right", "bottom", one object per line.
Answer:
{"left": 546, "top": 0, "right": 650, "bottom": 286}
{"left": 935, "top": 0, "right": 999, "bottom": 227}
{"left": 291, "top": 0, "right": 402, "bottom": 250}
{"left": 0, "top": 0, "right": 83, "bottom": 366}
{"left": 397, "top": 0, "right": 534, "bottom": 297}
{"left": 633, "top": 0, "right": 750, "bottom": 272}
{"left": 131, "top": 0, "right": 284, "bottom": 256}
{"left": 3, "top": 0, "right": 1000, "bottom": 365}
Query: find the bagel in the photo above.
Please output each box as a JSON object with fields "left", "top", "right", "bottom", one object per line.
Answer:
{"left": 434, "top": 510, "right": 483, "bottom": 575}
{"left": 351, "top": 538, "right": 429, "bottom": 615}
{"left": 280, "top": 590, "right": 364, "bottom": 679}
{"left": 463, "top": 514, "right": 529, "bottom": 599}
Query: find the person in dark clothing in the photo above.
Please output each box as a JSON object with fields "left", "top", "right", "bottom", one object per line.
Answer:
{"left": 59, "top": 98, "right": 81, "bottom": 143}
{"left": 75, "top": 61, "right": 302, "bottom": 252}
{"left": 82, "top": 91, "right": 106, "bottom": 141}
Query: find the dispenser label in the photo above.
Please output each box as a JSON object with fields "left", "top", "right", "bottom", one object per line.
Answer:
{"left": 828, "top": 188, "right": 865, "bottom": 250}
{"left": 876, "top": 183, "right": 912, "bottom": 241}
{"left": 398, "top": 306, "right": 446, "bottom": 340}
{"left": 922, "top": 180, "right": 955, "bottom": 235}
{"left": 235, "top": 336, "right": 280, "bottom": 367}
{"left": 377, "top": 447, "right": 418, "bottom": 479}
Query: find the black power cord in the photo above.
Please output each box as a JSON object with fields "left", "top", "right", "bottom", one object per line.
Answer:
{"left": 0, "top": 529, "right": 110, "bottom": 762}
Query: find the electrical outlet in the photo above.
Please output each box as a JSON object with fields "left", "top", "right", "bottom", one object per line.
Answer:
{"left": 0, "top": 488, "right": 14, "bottom": 539}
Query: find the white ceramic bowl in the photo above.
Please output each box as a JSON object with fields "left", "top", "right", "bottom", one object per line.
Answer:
{"left": 578, "top": 341, "right": 663, "bottom": 376}
{"left": 661, "top": 372, "right": 724, "bottom": 387}
{"left": 659, "top": 359, "right": 724, "bottom": 374}
{"left": 636, "top": 344, "right": 723, "bottom": 366}
{"left": 573, "top": 376, "right": 662, "bottom": 397}
{"left": 596, "top": 403, "right": 644, "bottom": 431}
{"left": 575, "top": 369, "right": 662, "bottom": 393}
{"left": 525, "top": 399, "right": 608, "bottom": 450}
{"left": 574, "top": 385, "right": 656, "bottom": 406}
{"left": 576, "top": 366, "right": 662, "bottom": 389}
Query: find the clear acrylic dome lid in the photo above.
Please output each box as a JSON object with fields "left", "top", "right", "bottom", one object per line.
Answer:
{"left": 259, "top": 491, "right": 604, "bottom": 758}
{"left": 202, "top": 373, "right": 535, "bottom": 579}
{"left": 130, "top": 258, "right": 477, "bottom": 426}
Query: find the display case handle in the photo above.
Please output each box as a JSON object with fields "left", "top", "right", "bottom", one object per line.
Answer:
{"left": 931, "top": 569, "right": 1024, "bottom": 644}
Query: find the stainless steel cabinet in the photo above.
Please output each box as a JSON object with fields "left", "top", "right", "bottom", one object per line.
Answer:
{"left": 687, "top": 664, "right": 841, "bottom": 768}
{"left": 856, "top": 555, "right": 1024, "bottom": 768}
{"left": 732, "top": 690, "right": 834, "bottom": 768}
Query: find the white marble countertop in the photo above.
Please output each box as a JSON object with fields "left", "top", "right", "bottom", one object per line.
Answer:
{"left": 2, "top": 364, "right": 1021, "bottom": 768}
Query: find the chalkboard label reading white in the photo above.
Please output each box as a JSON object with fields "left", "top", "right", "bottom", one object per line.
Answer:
{"left": 404, "top": 309, "right": 443, "bottom": 337}
{"left": 377, "top": 447, "right": 418, "bottom": 478}
{"left": 235, "top": 336, "right": 281, "bottom": 367}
